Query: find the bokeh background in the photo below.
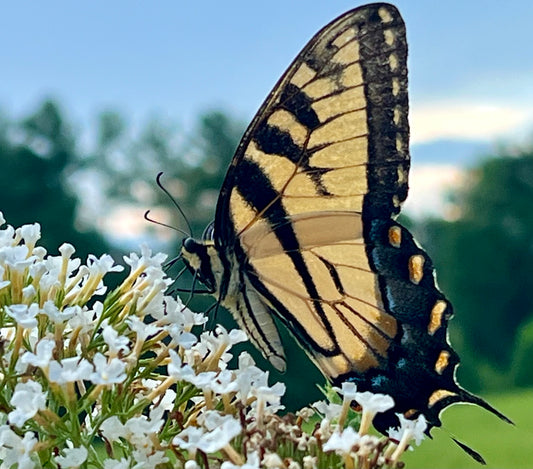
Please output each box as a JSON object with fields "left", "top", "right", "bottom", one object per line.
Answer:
{"left": 2, "top": 1, "right": 533, "bottom": 467}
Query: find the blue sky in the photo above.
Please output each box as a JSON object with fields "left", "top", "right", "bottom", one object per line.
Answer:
{"left": 3, "top": 1, "right": 533, "bottom": 136}
{"left": 3, "top": 1, "right": 533, "bottom": 225}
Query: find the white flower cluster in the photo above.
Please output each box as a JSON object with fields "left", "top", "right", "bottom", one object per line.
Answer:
{"left": 0, "top": 213, "right": 426, "bottom": 469}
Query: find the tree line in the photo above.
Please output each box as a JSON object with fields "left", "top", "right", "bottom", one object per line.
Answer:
{"left": 1, "top": 99, "right": 532, "bottom": 402}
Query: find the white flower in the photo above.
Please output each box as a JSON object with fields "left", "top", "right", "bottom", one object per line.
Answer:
{"left": 174, "top": 416, "right": 241, "bottom": 454}
{"left": 184, "top": 461, "right": 201, "bottom": 469}
{"left": 334, "top": 382, "right": 358, "bottom": 402}
{"left": 0, "top": 224, "right": 15, "bottom": 248}
{"left": 198, "top": 326, "right": 247, "bottom": 363}
{"left": 262, "top": 452, "right": 284, "bottom": 468}
{"left": 58, "top": 243, "right": 76, "bottom": 259}
{"left": 173, "top": 426, "right": 206, "bottom": 452}
{"left": 357, "top": 434, "right": 381, "bottom": 457}
{"left": 20, "top": 338, "right": 55, "bottom": 369}
{"left": 178, "top": 302, "right": 208, "bottom": 327}
{"left": 295, "top": 407, "right": 315, "bottom": 422}
{"left": 166, "top": 323, "right": 198, "bottom": 349}
{"left": 355, "top": 391, "right": 394, "bottom": 414}
{"left": 55, "top": 446, "right": 88, "bottom": 468}
{"left": 5, "top": 304, "right": 39, "bottom": 329}
{"left": 69, "top": 302, "right": 101, "bottom": 332}
{"left": 0, "top": 245, "right": 35, "bottom": 272}
{"left": 124, "top": 406, "right": 165, "bottom": 441}
{"left": 130, "top": 449, "right": 169, "bottom": 467}
{"left": 48, "top": 357, "right": 93, "bottom": 384}
{"left": 8, "top": 381, "right": 47, "bottom": 427}
{"left": 355, "top": 391, "right": 394, "bottom": 435}
{"left": 388, "top": 413, "right": 427, "bottom": 447}
{"left": 0, "top": 427, "right": 38, "bottom": 469}
{"left": 102, "top": 323, "right": 130, "bottom": 355}
{"left": 123, "top": 245, "right": 167, "bottom": 272}
{"left": 17, "top": 223, "right": 41, "bottom": 249}
{"left": 302, "top": 455, "right": 317, "bottom": 469}
{"left": 322, "top": 426, "right": 360, "bottom": 455}
{"left": 209, "top": 369, "right": 238, "bottom": 395}
{"left": 125, "top": 316, "right": 160, "bottom": 342}
{"left": 167, "top": 349, "right": 197, "bottom": 381}
{"left": 33, "top": 246, "right": 47, "bottom": 260}
{"left": 159, "top": 388, "right": 177, "bottom": 411}
{"left": 388, "top": 414, "right": 428, "bottom": 462}
{"left": 189, "top": 370, "right": 218, "bottom": 390}
{"left": 42, "top": 301, "right": 79, "bottom": 324}
{"left": 201, "top": 411, "right": 239, "bottom": 432}
{"left": 312, "top": 400, "right": 342, "bottom": 421}
{"left": 100, "top": 416, "right": 127, "bottom": 440}
{"left": 87, "top": 253, "right": 123, "bottom": 276}
{"left": 22, "top": 285, "right": 36, "bottom": 301}
{"left": 90, "top": 353, "right": 127, "bottom": 385}
{"left": 235, "top": 353, "right": 269, "bottom": 402}
{"left": 251, "top": 381, "right": 286, "bottom": 408}
{"left": 168, "top": 349, "right": 218, "bottom": 389}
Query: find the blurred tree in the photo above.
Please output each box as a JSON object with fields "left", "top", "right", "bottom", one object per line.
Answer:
{"left": 415, "top": 147, "right": 533, "bottom": 390}
{"left": 0, "top": 100, "right": 110, "bottom": 260}
{"left": 89, "top": 109, "right": 245, "bottom": 241}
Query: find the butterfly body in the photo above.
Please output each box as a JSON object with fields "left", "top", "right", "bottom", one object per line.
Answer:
{"left": 180, "top": 1, "right": 511, "bottom": 455}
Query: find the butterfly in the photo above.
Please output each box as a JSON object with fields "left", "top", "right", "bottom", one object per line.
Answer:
{"left": 180, "top": 2, "right": 511, "bottom": 461}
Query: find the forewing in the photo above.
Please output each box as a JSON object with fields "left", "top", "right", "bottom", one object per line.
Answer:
{"left": 214, "top": 3, "right": 409, "bottom": 244}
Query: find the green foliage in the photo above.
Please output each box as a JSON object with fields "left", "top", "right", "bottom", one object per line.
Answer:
{"left": 0, "top": 100, "right": 109, "bottom": 259}
{"left": 511, "top": 315, "right": 533, "bottom": 387}
{"left": 415, "top": 149, "right": 533, "bottom": 390}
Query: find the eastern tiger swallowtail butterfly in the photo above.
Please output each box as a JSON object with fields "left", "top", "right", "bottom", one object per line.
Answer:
{"left": 180, "top": 2, "right": 511, "bottom": 461}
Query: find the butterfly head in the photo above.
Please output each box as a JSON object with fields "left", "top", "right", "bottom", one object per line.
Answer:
{"left": 181, "top": 237, "right": 221, "bottom": 294}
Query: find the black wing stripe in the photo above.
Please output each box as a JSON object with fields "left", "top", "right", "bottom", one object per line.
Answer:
{"left": 280, "top": 83, "right": 321, "bottom": 130}
{"left": 253, "top": 123, "right": 304, "bottom": 165}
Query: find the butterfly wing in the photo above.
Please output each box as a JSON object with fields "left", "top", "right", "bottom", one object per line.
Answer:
{"left": 210, "top": 2, "right": 510, "bottom": 433}
{"left": 215, "top": 4, "right": 407, "bottom": 373}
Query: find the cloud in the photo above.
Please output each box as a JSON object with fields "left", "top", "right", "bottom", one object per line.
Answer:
{"left": 402, "top": 164, "right": 465, "bottom": 220}
{"left": 410, "top": 101, "right": 533, "bottom": 144}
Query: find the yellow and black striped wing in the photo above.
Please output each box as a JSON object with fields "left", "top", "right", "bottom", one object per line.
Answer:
{"left": 212, "top": 2, "right": 510, "bottom": 436}
{"left": 216, "top": 4, "right": 408, "bottom": 374}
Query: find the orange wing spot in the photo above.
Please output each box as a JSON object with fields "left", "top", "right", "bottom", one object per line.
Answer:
{"left": 404, "top": 409, "right": 418, "bottom": 418}
{"left": 428, "top": 389, "right": 456, "bottom": 408}
{"left": 435, "top": 350, "right": 450, "bottom": 375}
{"left": 408, "top": 254, "right": 425, "bottom": 284}
{"left": 428, "top": 300, "right": 447, "bottom": 335}
{"left": 388, "top": 225, "right": 402, "bottom": 248}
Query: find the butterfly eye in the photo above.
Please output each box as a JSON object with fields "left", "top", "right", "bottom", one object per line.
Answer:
{"left": 182, "top": 237, "right": 200, "bottom": 254}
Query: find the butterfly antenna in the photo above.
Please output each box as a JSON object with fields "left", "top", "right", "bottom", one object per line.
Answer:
{"left": 144, "top": 210, "right": 190, "bottom": 238}
{"left": 156, "top": 171, "right": 193, "bottom": 237}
